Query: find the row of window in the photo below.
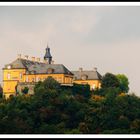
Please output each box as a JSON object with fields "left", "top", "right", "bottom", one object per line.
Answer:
{"left": 65, "top": 78, "right": 72, "bottom": 83}
{"left": 81, "top": 82, "right": 101, "bottom": 90}
{"left": 7, "top": 73, "right": 23, "bottom": 80}
{"left": 25, "top": 76, "right": 63, "bottom": 83}
{"left": 7, "top": 73, "right": 72, "bottom": 83}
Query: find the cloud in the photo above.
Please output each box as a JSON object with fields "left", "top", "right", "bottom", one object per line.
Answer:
{"left": 84, "top": 6, "right": 140, "bottom": 45}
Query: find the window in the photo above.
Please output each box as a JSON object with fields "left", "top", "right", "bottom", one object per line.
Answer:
{"left": 26, "top": 71, "right": 29, "bottom": 74}
{"left": 42, "top": 78, "right": 46, "bottom": 81}
{"left": 47, "top": 68, "right": 54, "bottom": 74}
{"left": 81, "top": 74, "right": 88, "bottom": 80}
{"left": 7, "top": 73, "right": 11, "bottom": 80}
{"left": 65, "top": 77, "right": 71, "bottom": 83}
{"left": 54, "top": 77, "right": 57, "bottom": 80}
{"left": 31, "top": 71, "right": 36, "bottom": 74}
{"left": 65, "top": 78, "right": 67, "bottom": 83}
{"left": 81, "top": 82, "right": 88, "bottom": 84}
{"left": 36, "top": 77, "right": 38, "bottom": 82}
{"left": 32, "top": 78, "right": 35, "bottom": 82}
{"left": 26, "top": 76, "right": 29, "bottom": 82}
{"left": 19, "top": 72, "right": 22, "bottom": 79}
{"left": 57, "top": 77, "right": 62, "bottom": 83}
{"left": 92, "top": 84, "right": 96, "bottom": 90}
{"left": 36, "top": 77, "right": 41, "bottom": 82}
{"left": 99, "top": 83, "right": 101, "bottom": 88}
{"left": 69, "top": 78, "right": 72, "bottom": 83}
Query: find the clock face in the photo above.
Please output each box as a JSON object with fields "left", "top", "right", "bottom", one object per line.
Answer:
{"left": 7, "top": 65, "right": 11, "bottom": 69}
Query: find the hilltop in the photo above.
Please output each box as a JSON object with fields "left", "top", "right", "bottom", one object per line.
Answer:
{"left": 0, "top": 75, "right": 139, "bottom": 134}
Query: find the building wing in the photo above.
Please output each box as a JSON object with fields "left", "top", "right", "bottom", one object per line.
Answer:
{"left": 4, "top": 58, "right": 73, "bottom": 75}
{"left": 72, "top": 70, "right": 102, "bottom": 80}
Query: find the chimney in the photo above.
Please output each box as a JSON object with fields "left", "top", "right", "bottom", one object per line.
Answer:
{"left": 79, "top": 67, "right": 83, "bottom": 72}
{"left": 18, "top": 54, "right": 21, "bottom": 59}
{"left": 24, "top": 55, "right": 29, "bottom": 60}
{"left": 93, "top": 67, "right": 97, "bottom": 71}
{"left": 36, "top": 57, "right": 40, "bottom": 62}
{"left": 31, "top": 57, "right": 35, "bottom": 61}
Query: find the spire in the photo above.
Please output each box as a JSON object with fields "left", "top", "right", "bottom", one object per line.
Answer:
{"left": 46, "top": 43, "right": 49, "bottom": 49}
{"left": 44, "top": 44, "right": 52, "bottom": 64}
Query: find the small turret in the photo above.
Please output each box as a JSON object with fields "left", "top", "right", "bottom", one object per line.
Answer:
{"left": 44, "top": 45, "right": 52, "bottom": 64}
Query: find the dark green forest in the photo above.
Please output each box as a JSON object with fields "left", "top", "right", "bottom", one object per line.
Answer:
{"left": 0, "top": 73, "right": 140, "bottom": 134}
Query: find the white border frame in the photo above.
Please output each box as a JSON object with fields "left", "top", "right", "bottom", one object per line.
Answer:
{"left": 0, "top": 1, "right": 140, "bottom": 138}
{"left": 0, "top": 2, "right": 140, "bottom": 6}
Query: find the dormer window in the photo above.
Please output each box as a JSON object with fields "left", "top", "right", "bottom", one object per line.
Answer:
{"left": 81, "top": 74, "right": 88, "bottom": 80}
{"left": 7, "top": 65, "right": 11, "bottom": 69}
{"left": 47, "top": 68, "right": 54, "bottom": 74}
{"left": 31, "top": 71, "right": 36, "bottom": 74}
{"left": 26, "top": 71, "right": 29, "bottom": 75}
{"left": 7, "top": 73, "right": 11, "bottom": 80}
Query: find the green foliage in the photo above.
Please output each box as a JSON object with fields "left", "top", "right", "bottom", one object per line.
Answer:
{"left": 21, "top": 87, "right": 29, "bottom": 94}
{"left": 116, "top": 74, "right": 129, "bottom": 93}
{"left": 0, "top": 76, "right": 140, "bottom": 134}
{"left": 101, "top": 73, "right": 120, "bottom": 89}
{"left": 100, "top": 73, "right": 129, "bottom": 95}
{"left": 40, "top": 76, "right": 60, "bottom": 90}
{"left": 0, "top": 85, "right": 3, "bottom": 98}
{"left": 72, "top": 83, "right": 90, "bottom": 98}
{"left": 130, "top": 119, "right": 140, "bottom": 133}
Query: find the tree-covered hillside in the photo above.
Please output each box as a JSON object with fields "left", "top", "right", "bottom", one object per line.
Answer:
{"left": 0, "top": 75, "right": 139, "bottom": 134}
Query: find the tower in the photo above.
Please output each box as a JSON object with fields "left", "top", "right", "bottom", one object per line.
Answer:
{"left": 44, "top": 45, "right": 52, "bottom": 64}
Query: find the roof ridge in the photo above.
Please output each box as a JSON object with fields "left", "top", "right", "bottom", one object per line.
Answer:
{"left": 72, "top": 70, "right": 102, "bottom": 80}
{"left": 71, "top": 70, "right": 98, "bottom": 72}
{"left": 19, "top": 58, "right": 45, "bottom": 64}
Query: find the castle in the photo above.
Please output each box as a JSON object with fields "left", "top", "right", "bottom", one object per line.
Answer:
{"left": 3, "top": 46, "right": 102, "bottom": 99}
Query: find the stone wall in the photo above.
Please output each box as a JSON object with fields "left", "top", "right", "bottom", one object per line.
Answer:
{"left": 17, "top": 82, "right": 73, "bottom": 95}
{"left": 17, "top": 82, "right": 35, "bottom": 95}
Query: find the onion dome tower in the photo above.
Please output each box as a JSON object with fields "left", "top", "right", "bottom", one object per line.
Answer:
{"left": 44, "top": 44, "right": 52, "bottom": 64}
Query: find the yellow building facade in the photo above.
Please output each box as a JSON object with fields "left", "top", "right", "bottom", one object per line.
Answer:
{"left": 3, "top": 69, "right": 25, "bottom": 97}
{"left": 3, "top": 46, "right": 73, "bottom": 99}
{"left": 3, "top": 46, "right": 102, "bottom": 99}
{"left": 72, "top": 68, "right": 102, "bottom": 90}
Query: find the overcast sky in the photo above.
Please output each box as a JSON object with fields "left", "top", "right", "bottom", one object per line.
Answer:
{"left": 0, "top": 6, "right": 140, "bottom": 95}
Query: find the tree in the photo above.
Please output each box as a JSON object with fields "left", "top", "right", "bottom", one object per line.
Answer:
{"left": 44, "top": 76, "right": 61, "bottom": 90}
{"left": 0, "top": 73, "right": 140, "bottom": 134}
{"left": 78, "top": 122, "right": 89, "bottom": 133}
{"left": 72, "top": 83, "right": 90, "bottom": 98}
{"left": 0, "top": 85, "right": 3, "bottom": 98}
{"left": 21, "top": 87, "right": 29, "bottom": 94}
{"left": 101, "top": 73, "right": 120, "bottom": 89}
{"left": 116, "top": 74, "right": 129, "bottom": 93}
{"left": 34, "top": 77, "right": 61, "bottom": 100}
{"left": 130, "top": 119, "right": 140, "bottom": 132}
